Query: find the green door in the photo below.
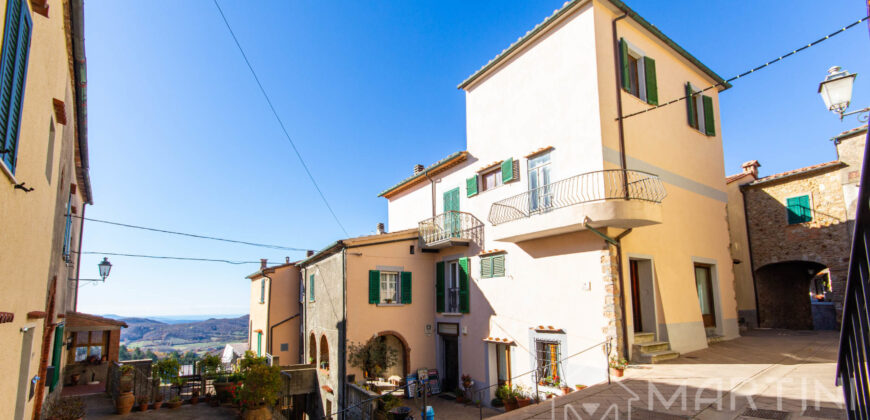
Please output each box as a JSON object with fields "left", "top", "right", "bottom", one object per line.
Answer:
{"left": 443, "top": 188, "right": 460, "bottom": 237}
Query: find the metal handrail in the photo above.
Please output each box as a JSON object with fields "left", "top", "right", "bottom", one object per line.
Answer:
{"left": 488, "top": 169, "right": 667, "bottom": 225}
{"left": 418, "top": 210, "right": 484, "bottom": 246}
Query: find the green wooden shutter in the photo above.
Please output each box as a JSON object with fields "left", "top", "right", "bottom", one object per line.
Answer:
{"left": 702, "top": 95, "right": 715, "bottom": 136}
{"left": 799, "top": 195, "right": 812, "bottom": 222}
{"left": 685, "top": 83, "right": 696, "bottom": 128}
{"left": 309, "top": 274, "right": 315, "bottom": 301}
{"left": 466, "top": 175, "right": 478, "bottom": 197}
{"left": 788, "top": 196, "right": 812, "bottom": 224}
{"left": 459, "top": 257, "right": 470, "bottom": 313}
{"left": 49, "top": 323, "right": 64, "bottom": 391}
{"left": 643, "top": 57, "right": 657, "bottom": 105}
{"left": 436, "top": 262, "right": 445, "bottom": 313}
{"left": 257, "top": 332, "right": 262, "bottom": 356}
{"left": 501, "top": 158, "right": 514, "bottom": 184}
{"left": 401, "top": 271, "right": 412, "bottom": 304}
{"left": 0, "top": 0, "right": 31, "bottom": 174}
{"left": 369, "top": 270, "right": 380, "bottom": 304}
{"left": 480, "top": 256, "right": 492, "bottom": 279}
{"left": 619, "top": 38, "right": 630, "bottom": 91}
{"left": 492, "top": 255, "right": 505, "bottom": 278}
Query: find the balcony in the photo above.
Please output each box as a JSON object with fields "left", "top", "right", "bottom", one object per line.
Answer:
{"left": 418, "top": 211, "right": 484, "bottom": 249}
{"left": 488, "top": 170, "right": 666, "bottom": 242}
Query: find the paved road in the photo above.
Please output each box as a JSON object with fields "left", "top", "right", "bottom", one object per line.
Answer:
{"left": 81, "top": 394, "right": 238, "bottom": 419}
{"left": 493, "top": 330, "right": 845, "bottom": 420}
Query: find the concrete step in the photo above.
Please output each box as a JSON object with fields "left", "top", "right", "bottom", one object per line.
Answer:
{"left": 633, "top": 332, "right": 656, "bottom": 344}
{"left": 633, "top": 341, "right": 671, "bottom": 354}
{"left": 706, "top": 335, "right": 725, "bottom": 345}
{"left": 635, "top": 350, "right": 680, "bottom": 364}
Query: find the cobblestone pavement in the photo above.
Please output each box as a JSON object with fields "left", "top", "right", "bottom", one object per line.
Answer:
{"left": 81, "top": 394, "right": 239, "bottom": 419}
{"left": 493, "top": 330, "right": 845, "bottom": 420}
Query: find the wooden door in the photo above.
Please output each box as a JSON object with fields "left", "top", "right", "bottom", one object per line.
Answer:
{"left": 694, "top": 265, "right": 716, "bottom": 328}
{"left": 630, "top": 260, "right": 643, "bottom": 332}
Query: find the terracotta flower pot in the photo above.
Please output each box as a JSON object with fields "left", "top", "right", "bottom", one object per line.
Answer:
{"left": 503, "top": 399, "right": 518, "bottom": 411}
{"left": 242, "top": 406, "right": 272, "bottom": 420}
{"left": 517, "top": 397, "right": 532, "bottom": 408}
{"left": 191, "top": 396, "right": 199, "bottom": 405}
{"left": 561, "top": 386, "right": 572, "bottom": 395}
{"left": 575, "top": 385, "right": 587, "bottom": 391}
{"left": 119, "top": 376, "right": 134, "bottom": 393}
{"left": 546, "top": 394, "right": 555, "bottom": 400}
{"left": 139, "top": 402, "right": 149, "bottom": 411}
{"left": 116, "top": 392, "right": 135, "bottom": 415}
{"left": 611, "top": 368, "right": 624, "bottom": 377}
{"left": 153, "top": 400, "right": 163, "bottom": 409}
{"left": 70, "top": 373, "right": 81, "bottom": 386}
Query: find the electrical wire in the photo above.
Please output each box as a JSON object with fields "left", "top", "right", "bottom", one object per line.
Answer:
{"left": 212, "top": 0, "right": 349, "bottom": 237}
{"left": 72, "top": 215, "right": 309, "bottom": 251}
{"left": 73, "top": 251, "right": 277, "bottom": 265}
{"left": 619, "top": 15, "right": 870, "bottom": 121}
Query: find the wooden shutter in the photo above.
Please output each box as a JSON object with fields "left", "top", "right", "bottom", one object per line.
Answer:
{"left": 619, "top": 38, "right": 630, "bottom": 91}
{"left": 466, "top": 175, "right": 478, "bottom": 197}
{"left": 799, "top": 195, "right": 812, "bottom": 222}
{"left": 643, "top": 57, "right": 657, "bottom": 105}
{"left": 702, "top": 95, "right": 715, "bottom": 136}
{"left": 401, "top": 271, "right": 412, "bottom": 304}
{"left": 0, "top": 0, "right": 30, "bottom": 173}
{"left": 49, "top": 323, "right": 64, "bottom": 391}
{"left": 501, "top": 158, "right": 514, "bottom": 184}
{"left": 309, "top": 274, "right": 315, "bottom": 302}
{"left": 786, "top": 197, "right": 802, "bottom": 224}
{"left": 480, "top": 256, "right": 492, "bottom": 279}
{"left": 369, "top": 270, "right": 380, "bottom": 304}
{"left": 685, "top": 83, "right": 696, "bottom": 128}
{"left": 492, "top": 255, "right": 505, "bottom": 278}
{"left": 459, "top": 257, "right": 470, "bottom": 313}
{"left": 436, "top": 262, "right": 445, "bottom": 313}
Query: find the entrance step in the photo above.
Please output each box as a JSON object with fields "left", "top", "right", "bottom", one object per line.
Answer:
{"left": 706, "top": 335, "right": 725, "bottom": 345}
{"left": 633, "top": 341, "right": 670, "bottom": 354}
{"left": 633, "top": 332, "right": 655, "bottom": 344}
{"left": 635, "top": 349, "right": 680, "bottom": 364}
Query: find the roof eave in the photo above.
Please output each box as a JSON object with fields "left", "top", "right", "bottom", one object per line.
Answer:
{"left": 377, "top": 151, "right": 467, "bottom": 198}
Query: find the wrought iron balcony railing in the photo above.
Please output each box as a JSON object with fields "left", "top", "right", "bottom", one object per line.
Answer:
{"left": 488, "top": 169, "right": 667, "bottom": 226}
{"left": 418, "top": 211, "right": 484, "bottom": 248}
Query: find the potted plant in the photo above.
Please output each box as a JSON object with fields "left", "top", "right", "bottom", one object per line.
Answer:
{"left": 546, "top": 392, "right": 556, "bottom": 399}
{"left": 45, "top": 396, "right": 86, "bottom": 420}
{"left": 166, "top": 395, "right": 183, "bottom": 409}
{"left": 347, "top": 337, "right": 398, "bottom": 381}
{"left": 69, "top": 373, "right": 81, "bottom": 386}
{"left": 153, "top": 391, "right": 164, "bottom": 410}
{"left": 191, "top": 389, "right": 200, "bottom": 405}
{"left": 609, "top": 357, "right": 628, "bottom": 377}
{"left": 154, "top": 357, "right": 180, "bottom": 403}
{"left": 116, "top": 365, "right": 136, "bottom": 414}
{"left": 560, "top": 383, "right": 573, "bottom": 395}
{"left": 119, "top": 364, "right": 135, "bottom": 393}
{"left": 239, "top": 363, "right": 282, "bottom": 420}
{"left": 137, "top": 395, "right": 149, "bottom": 411}
{"left": 575, "top": 384, "right": 587, "bottom": 391}
{"left": 496, "top": 385, "right": 517, "bottom": 411}
{"left": 515, "top": 385, "right": 532, "bottom": 408}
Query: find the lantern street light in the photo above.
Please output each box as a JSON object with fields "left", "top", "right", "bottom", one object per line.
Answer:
{"left": 98, "top": 257, "right": 112, "bottom": 281}
{"left": 818, "top": 66, "right": 869, "bottom": 122}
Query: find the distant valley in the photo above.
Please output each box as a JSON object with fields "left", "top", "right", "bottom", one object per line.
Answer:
{"left": 106, "top": 314, "right": 248, "bottom": 356}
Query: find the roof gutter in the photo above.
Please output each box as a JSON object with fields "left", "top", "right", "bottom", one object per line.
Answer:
{"left": 70, "top": 0, "right": 92, "bottom": 204}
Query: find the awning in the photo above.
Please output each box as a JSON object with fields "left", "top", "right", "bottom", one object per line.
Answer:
{"left": 484, "top": 337, "right": 515, "bottom": 345}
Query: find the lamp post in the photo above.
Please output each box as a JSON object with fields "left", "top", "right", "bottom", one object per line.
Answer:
{"left": 818, "top": 66, "right": 870, "bottom": 122}
{"left": 75, "top": 257, "right": 112, "bottom": 283}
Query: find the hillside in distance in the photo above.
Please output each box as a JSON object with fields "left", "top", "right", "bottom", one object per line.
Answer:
{"left": 118, "top": 315, "right": 248, "bottom": 354}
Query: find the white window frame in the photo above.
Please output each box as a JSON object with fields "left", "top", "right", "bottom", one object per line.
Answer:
{"left": 480, "top": 166, "right": 503, "bottom": 192}
{"left": 623, "top": 40, "right": 647, "bottom": 102}
{"left": 380, "top": 271, "right": 401, "bottom": 304}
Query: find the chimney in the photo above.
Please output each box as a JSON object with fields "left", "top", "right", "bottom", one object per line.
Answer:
{"left": 260, "top": 259, "right": 267, "bottom": 270}
{"left": 285, "top": 257, "right": 290, "bottom": 264}
{"left": 414, "top": 164, "right": 425, "bottom": 175}
{"left": 376, "top": 223, "right": 385, "bottom": 235}
{"left": 741, "top": 160, "right": 761, "bottom": 178}
{"left": 306, "top": 250, "right": 314, "bottom": 257}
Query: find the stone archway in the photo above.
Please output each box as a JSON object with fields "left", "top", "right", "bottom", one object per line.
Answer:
{"left": 756, "top": 260, "right": 827, "bottom": 329}
{"left": 376, "top": 330, "right": 410, "bottom": 379}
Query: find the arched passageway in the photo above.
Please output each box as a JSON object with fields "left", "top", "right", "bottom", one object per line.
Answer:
{"left": 756, "top": 261, "right": 826, "bottom": 329}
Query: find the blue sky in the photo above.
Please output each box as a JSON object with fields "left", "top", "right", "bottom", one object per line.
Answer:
{"left": 76, "top": 1, "right": 870, "bottom": 317}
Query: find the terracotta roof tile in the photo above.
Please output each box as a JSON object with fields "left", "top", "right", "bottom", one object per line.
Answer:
{"left": 747, "top": 161, "right": 844, "bottom": 187}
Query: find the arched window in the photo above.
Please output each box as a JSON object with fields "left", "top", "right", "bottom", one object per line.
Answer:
{"left": 319, "top": 335, "right": 330, "bottom": 371}
{"left": 309, "top": 332, "right": 316, "bottom": 365}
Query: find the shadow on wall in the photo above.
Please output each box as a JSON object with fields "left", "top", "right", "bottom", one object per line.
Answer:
{"left": 755, "top": 260, "right": 826, "bottom": 330}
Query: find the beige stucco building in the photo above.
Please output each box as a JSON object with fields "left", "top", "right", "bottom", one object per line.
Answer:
{"left": 0, "top": 0, "right": 93, "bottom": 419}
{"left": 247, "top": 258, "right": 303, "bottom": 367}
{"left": 726, "top": 124, "right": 867, "bottom": 331}
{"left": 380, "top": 0, "right": 739, "bottom": 406}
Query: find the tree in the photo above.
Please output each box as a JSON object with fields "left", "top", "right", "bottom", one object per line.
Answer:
{"left": 347, "top": 336, "right": 398, "bottom": 379}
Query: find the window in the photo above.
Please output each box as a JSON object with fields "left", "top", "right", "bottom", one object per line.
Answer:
{"left": 309, "top": 274, "right": 315, "bottom": 302}
{"left": 45, "top": 117, "right": 55, "bottom": 183}
{"left": 535, "top": 340, "right": 562, "bottom": 386}
{"left": 685, "top": 83, "right": 715, "bottom": 136}
{"left": 369, "top": 270, "right": 412, "bottom": 304}
{"left": 259, "top": 278, "right": 265, "bottom": 303}
{"left": 447, "top": 261, "right": 461, "bottom": 313}
{"left": 528, "top": 152, "right": 552, "bottom": 212}
{"left": 619, "top": 38, "right": 657, "bottom": 105}
{"left": 308, "top": 332, "right": 316, "bottom": 364}
{"left": 480, "top": 254, "right": 505, "bottom": 278}
{"left": 0, "top": 0, "right": 32, "bottom": 175}
{"left": 436, "top": 259, "right": 468, "bottom": 313}
{"left": 280, "top": 343, "right": 288, "bottom": 352}
{"left": 496, "top": 343, "right": 511, "bottom": 387}
{"left": 481, "top": 167, "right": 503, "bottom": 192}
{"left": 257, "top": 332, "right": 262, "bottom": 356}
{"left": 787, "top": 195, "right": 812, "bottom": 224}
{"left": 62, "top": 192, "right": 73, "bottom": 262}
{"left": 71, "top": 331, "right": 105, "bottom": 363}
{"left": 319, "top": 335, "right": 329, "bottom": 371}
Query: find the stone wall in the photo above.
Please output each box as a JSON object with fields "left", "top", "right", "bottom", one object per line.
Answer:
{"left": 743, "top": 167, "right": 851, "bottom": 318}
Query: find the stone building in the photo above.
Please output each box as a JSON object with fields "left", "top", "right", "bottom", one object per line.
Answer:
{"left": 726, "top": 124, "right": 867, "bottom": 330}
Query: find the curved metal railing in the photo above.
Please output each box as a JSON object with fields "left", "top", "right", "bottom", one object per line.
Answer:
{"left": 488, "top": 169, "right": 667, "bottom": 226}
{"left": 418, "top": 211, "right": 484, "bottom": 246}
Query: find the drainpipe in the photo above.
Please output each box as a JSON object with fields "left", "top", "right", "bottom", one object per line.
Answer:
{"left": 612, "top": 12, "right": 630, "bottom": 199}
{"left": 424, "top": 170, "right": 436, "bottom": 217}
{"left": 263, "top": 273, "right": 272, "bottom": 358}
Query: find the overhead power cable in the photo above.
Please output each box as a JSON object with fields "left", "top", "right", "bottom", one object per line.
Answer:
{"left": 212, "top": 0, "right": 349, "bottom": 237}
{"left": 72, "top": 215, "right": 308, "bottom": 251}
{"left": 73, "top": 251, "right": 277, "bottom": 266}
{"left": 619, "top": 15, "right": 870, "bottom": 121}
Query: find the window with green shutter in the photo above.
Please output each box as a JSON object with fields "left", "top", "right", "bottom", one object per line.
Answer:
{"left": 309, "top": 274, "right": 315, "bottom": 302}
{"left": 787, "top": 195, "right": 812, "bottom": 224}
{"left": 436, "top": 262, "right": 445, "bottom": 313}
{"left": 49, "top": 323, "right": 64, "bottom": 391}
{"left": 619, "top": 38, "right": 656, "bottom": 104}
{"left": 466, "top": 174, "right": 478, "bottom": 197}
{"left": 401, "top": 271, "right": 412, "bottom": 304}
{"left": 480, "top": 255, "right": 506, "bottom": 279}
{"left": 368, "top": 270, "right": 380, "bottom": 304}
{"left": 492, "top": 255, "right": 505, "bottom": 278}
{"left": 480, "top": 256, "right": 493, "bottom": 279}
{"left": 0, "top": 0, "right": 31, "bottom": 174}
{"left": 643, "top": 57, "right": 657, "bottom": 105}
{"left": 459, "top": 257, "right": 470, "bottom": 313}
{"left": 685, "top": 82, "right": 716, "bottom": 136}
{"left": 501, "top": 158, "right": 515, "bottom": 184}
{"left": 702, "top": 95, "right": 715, "bottom": 136}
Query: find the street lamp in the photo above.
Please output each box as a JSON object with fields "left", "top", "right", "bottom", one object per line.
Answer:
{"left": 818, "top": 66, "right": 869, "bottom": 122}
{"left": 98, "top": 257, "right": 112, "bottom": 281}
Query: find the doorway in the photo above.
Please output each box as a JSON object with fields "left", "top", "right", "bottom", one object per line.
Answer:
{"left": 694, "top": 264, "right": 716, "bottom": 328}
{"left": 629, "top": 259, "right": 657, "bottom": 334}
{"left": 438, "top": 323, "right": 459, "bottom": 392}
{"left": 443, "top": 188, "right": 460, "bottom": 237}
{"left": 15, "top": 326, "right": 35, "bottom": 420}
